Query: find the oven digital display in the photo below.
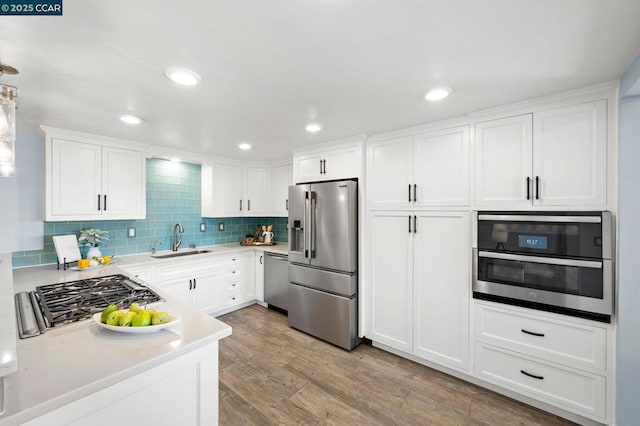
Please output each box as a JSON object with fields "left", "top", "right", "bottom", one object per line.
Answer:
{"left": 518, "top": 235, "right": 548, "bottom": 249}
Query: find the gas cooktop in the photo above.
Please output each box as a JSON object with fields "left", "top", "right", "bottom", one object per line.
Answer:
{"left": 15, "top": 274, "right": 163, "bottom": 338}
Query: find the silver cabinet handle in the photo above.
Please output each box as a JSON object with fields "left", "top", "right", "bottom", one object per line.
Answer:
{"left": 286, "top": 199, "right": 289, "bottom": 210}
{"left": 304, "top": 191, "right": 310, "bottom": 258}
{"left": 322, "top": 159, "right": 327, "bottom": 174}
{"left": 260, "top": 255, "right": 263, "bottom": 264}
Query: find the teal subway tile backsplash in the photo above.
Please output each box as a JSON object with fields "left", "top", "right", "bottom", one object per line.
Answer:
{"left": 12, "top": 159, "right": 288, "bottom": 267}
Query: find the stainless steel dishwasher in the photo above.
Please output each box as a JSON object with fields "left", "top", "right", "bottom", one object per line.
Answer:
{"left": 264, "top": 252, "right": 289, "bottom": 311}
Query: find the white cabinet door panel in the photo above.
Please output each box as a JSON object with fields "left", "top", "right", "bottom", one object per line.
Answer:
{"left": 475, "top": 115, "right": 533, "bottom": 209}
{"left": 269, "top": 164, "right": 292, "bottom": 216}
{"left": 414, "top": 212, "right": 470, "bottom": 370}
{"left": 294, "top": 153, "right": 323, "bottom": 183}
{"left": 413, "top": 126, "right": 470, "bottom": 206}
{"left": 213, "top": 162, "right": 243, "bottom": 216}
{"left": 51, "top": 139, "right": 102, "bottom": 217}
{"left": 193, "top": 272, "right": 223, "bottom": 313}
{"left": 246, "top": 167, "right": 269, "bottom": 216}
{"left": 158, "top": 279, "right": 193, "bottom": 307}
{"left": 369, "top": 212, "right": 413, "bottom": 352}
{"left": 367, "top": 137, "right": 413, "bottom": 209}
{"left": 533, "top": 100, "right": 607, "bottom": 206}
{"left": 101, "top": 146, "right": 145, "bottom": 219}
{"left": 325, "top": 145, "right": 360, "bottom": 180}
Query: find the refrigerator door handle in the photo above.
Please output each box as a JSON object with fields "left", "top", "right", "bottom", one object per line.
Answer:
{"left": 304, "top": 191, "right": 310, "bottom": 258}
{"left": 310, "top": 191, "right": 317, "bottom": 258}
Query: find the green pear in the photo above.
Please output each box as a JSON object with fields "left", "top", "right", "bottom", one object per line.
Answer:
{"left": 106, "top": 310, "right": 124, "bottom": 326}
{"left": 100, "top": 304, "right": 119, "bottom": 323}
{"left": 119, "top": 311, "right": 138, "bottom": 327}
{"left": 131, "top": 311, "right": 152, "bottom": 327}
{"left": 151, "top": 311, "right": 170, "bottom": 325}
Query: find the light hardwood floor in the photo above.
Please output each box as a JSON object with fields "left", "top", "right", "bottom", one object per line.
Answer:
{"left": 218, "top": 305, "right": 575, "bottom": 425}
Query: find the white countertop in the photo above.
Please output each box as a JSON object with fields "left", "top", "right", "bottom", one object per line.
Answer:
{"left": 0, "top": 247, "right": 255, "bottom": 425}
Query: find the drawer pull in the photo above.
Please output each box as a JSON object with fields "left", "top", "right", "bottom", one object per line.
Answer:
{"left": 520, "top": 370, "right": 544, "bottom": 380}
{"left": 232, "top": 297, "right": 236, "bottom": 301}
{"left": 521, "top": 329, "right": 545, "bottom": 337}
{"left": 232, "top": 283, "right": 236, "bottom": 287}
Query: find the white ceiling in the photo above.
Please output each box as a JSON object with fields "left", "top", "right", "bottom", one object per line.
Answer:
{"left": 1, "top": 0, "right": 639, "bottom": 160}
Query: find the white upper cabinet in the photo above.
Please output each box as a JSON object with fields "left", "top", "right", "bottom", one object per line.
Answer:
{"left": 293, "top": 141, "right": 363, "bottom": 183}
{"left": 413, "top": 125, "right": 470, "bottom": 207}
{"left": 474, "top": 100, "right": 608, "bottom": 209}
{"left": 45, "top": 128, "right": 147, "bottom": 221}
{"left": 269, "top": 164, "right": 292, "bottom": 217}
{"left": 202, "top": 161, "right": 243, "bottom": 218}
{"left": 533, "top": 100, "right": 607, "bottom": 207}
{"left": 101, "top": 146, "right": 146, "bottom": 218}
{"left": 475, "top": 114, "right": 533, "bottom": 209}
{"left": 367, "top": 126, "right": 469, "bottom": 209}
{"left": 245, "top": 166, "right": 269, "bottom": 216}
{"left": 367, "top": 136, "right": 414, "bottom": 209}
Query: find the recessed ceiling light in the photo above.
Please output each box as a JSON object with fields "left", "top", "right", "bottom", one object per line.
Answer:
{"left": 425, "top": 86, "right": 453, "bottom": 101}
{"left": 165, "top": 67, "right": 201, "bottom": 86}
{"left": 169, "top": 157, "right": 181, "bottom": 163}
{"left": 120, "top": 114, "right": 143, "bottom": 125}
{"left": 238, "top": 143, "right": 252, "bottom": 150}
{"left": 305, "top": 123, "right": 323, "bottom": 133}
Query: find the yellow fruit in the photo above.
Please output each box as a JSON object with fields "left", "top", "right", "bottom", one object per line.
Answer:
{"left": 119, "top": 311, "right": 137, "bottom": 327}
{"left": 132, "top": 311, "right": 152, "bottom": 327}
{"left": 100, "top": 304, "right": 119, "bottom": 323}
{"left": 151, "top": 311, "right": 170, "bottom": 325}
{"left": 106, "top": 311, "right": 124, "bottom": 326}
{"left": 129, "top": 302, "right": 142, "bottom": 312}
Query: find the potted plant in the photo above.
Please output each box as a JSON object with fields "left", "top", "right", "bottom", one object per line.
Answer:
{"left": 78, "top": 228, "right": 109, "bottom": 259}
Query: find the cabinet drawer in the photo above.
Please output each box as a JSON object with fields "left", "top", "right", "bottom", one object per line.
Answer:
{"left": 475, "top": 304, "right": 606, "bottom": 371}
{"left": 475, "top": 343, "right": 606, "bottom": 419}
{"left": 223, "top": 289, "right": 244, "bottom": 307}
{"left": 223, "top": 255, "right": 242, "bottom": 267}
{"left": 225, "top": 267, "right": 243, "bottom": 279}
{"left": 224, "top": 279, "right": 243, "bottom": 292}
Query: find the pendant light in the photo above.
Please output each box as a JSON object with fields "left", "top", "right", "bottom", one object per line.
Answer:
{"left": 0, "top": 63, "right": 18, "bottom": 177}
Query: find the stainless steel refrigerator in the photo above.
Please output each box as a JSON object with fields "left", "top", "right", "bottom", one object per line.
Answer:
{"left": 287, "top": 179, "right": 361, "bottom": 350}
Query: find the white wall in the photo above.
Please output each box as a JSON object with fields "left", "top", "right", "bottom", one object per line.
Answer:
{"left": 616, "top": 52, "right": 640, "bottom": 425}
{"left": 0, "top": 123, "right": 44, "bottom": 253}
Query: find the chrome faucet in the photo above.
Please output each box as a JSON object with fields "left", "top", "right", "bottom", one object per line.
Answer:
{"left": 172, "top": 223, "right": 184, "bottom": 251}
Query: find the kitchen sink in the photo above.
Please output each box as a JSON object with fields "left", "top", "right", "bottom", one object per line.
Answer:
{"left": 151, "top": 249, "right": 212, "bottom": 259}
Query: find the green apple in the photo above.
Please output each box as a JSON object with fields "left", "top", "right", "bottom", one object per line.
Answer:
{"left": 128, "top": 302, "right": 142, "bottom": 312}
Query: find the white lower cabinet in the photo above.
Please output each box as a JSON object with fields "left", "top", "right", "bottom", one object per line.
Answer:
{"left": 473, "top": 301, "right": 611, "bottom": 422}
{"left": 158, "top": 269, "right": 223, "bottom": 314}
{"left": 255, "top": 252, "right": 265, "bottom": 303}
{"left": 368, "top": 211, "right": 470, "bottom": 371}
{"left": 24, "top": 343, "right": 218, "bottom": 426}
{"left": 475, "top": 343, "right": 606, "bottom": 419}
{"left": 413, "top": 213, "right": 470, "bottom": 370}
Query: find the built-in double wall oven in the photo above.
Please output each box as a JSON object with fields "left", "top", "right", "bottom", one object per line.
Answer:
{"left": 473, "top": 211, "right": 613, "bottom": 322}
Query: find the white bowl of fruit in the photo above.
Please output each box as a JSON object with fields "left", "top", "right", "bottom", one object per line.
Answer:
{"left": 93, "top": 303, "right": 180, "bottom": 334}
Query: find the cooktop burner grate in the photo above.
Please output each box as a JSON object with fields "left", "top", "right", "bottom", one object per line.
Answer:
{"left": 35, "top": 274, "right": 163, "bottom": 328}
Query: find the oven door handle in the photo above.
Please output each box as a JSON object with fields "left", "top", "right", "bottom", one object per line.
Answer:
{"left": 478, "top": 214, "right": 601, "bottom": 223}
{"left": 477, "top": 251, "right": 602, "bottom": 269}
